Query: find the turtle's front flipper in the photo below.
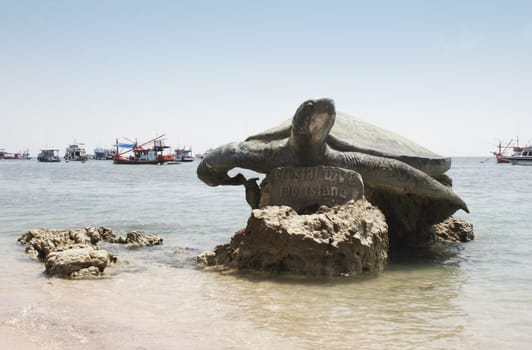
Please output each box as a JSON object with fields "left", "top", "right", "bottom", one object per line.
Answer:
{"left": 197, "top": 142, "right": 261, "bottom": 186}
{"left": 197, "top": 140, "right": 287, "bottom": 187}
{"left": 196, "top": 143, "right": 263, "bottom": 208}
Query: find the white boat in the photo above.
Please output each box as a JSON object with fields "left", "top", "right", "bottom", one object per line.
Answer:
{"left": 65, "top": 143, "right": 88, "bottom": 162}
{"left": 502, "top": 145, "right": 532, "bottom": 166}
{"left": 38, "top": 149, "right": 61, "bottom": 162}
{"left": 175, "top": 147, "right": 194, "bottom": 162}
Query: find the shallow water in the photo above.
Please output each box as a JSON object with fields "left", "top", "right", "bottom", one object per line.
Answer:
{"left": 1, "top": 158, "right": 531, "bottom": 349}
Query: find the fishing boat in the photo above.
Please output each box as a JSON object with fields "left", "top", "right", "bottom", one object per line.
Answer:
{"left": 38, "top": 149, "right": 61, "bottom": 162}
{"left": 0, "top": 149, "right": 31, "bottom": 160}
{"left": 93, "top": 148, "right": 117, "bottom": 160}
{"left": 65, "top": 143, "right": 88, "bottom": 162}
{"left": 491, "top": 140, "right": 511, "bottom": 163}
{"left": 175, "top": 147, "right": 194, "bottom": 162}
{"left": 494, "top": 137, "right": 532, "bottom": 166}
{"left": 501, "top": 145, "right": 532, "bottom": 166}
{"left": 112, "top": 135, "right": 175, "bottom": 165}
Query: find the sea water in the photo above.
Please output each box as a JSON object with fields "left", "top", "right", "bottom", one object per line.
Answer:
{"left": 0, "top": 158, "right": 531, "bottom": 350}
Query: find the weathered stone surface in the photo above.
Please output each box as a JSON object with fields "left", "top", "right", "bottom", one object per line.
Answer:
{"left": 81, "top": 226, "right": 119, "bottom": 244}
{"left": 45, "top": 246, "right": 116, "bottom": 279}
{"left": 266, "top": 166, "right": 364, "bottom": 211}
{"left": 115, "top": 230, "right": 164, "bottom": 247}
{"left": 70, "top": 266, "right": 104, "bottom": 279}
{"left": 18, "top": 228, "right": 94, "bottom": 261}
{"left": 432, "top": 217, "right": 474, "bottom": 243}
{"left": 18, "top": 227, "right": 163, "bottom": 279}
{"left": 198, "top": 200, "right": 388, "bottom": 276}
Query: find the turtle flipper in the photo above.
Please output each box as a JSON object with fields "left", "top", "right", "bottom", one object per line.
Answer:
{"left": 328, "top": 150, "right": 469, "bottom": 213}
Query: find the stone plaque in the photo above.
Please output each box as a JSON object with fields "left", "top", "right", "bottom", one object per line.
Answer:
{"left": 268, "top": 166, "right": 364, "bottom": 210}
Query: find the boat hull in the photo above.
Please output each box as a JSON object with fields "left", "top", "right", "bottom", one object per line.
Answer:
{"left": 499, "top": 144, "right": 532, "bottom": 166}
{"left": 113, "top": 135, "right": 175, "bottom": 165}
{"left": 113, "top": 157, "right": 173, "bottom": 165}
{"left": 508, "top": 158, "right": 532, "bottom": 166}
{"left": 496, "top": 155, "right": 510, "bottom": 164}
{"left": 38, "top": 157, "right": 61, "bottom": 162}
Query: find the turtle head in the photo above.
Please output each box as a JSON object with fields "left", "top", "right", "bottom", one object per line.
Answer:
{"left": 290, "top": 98, "right": 336, "bottom": 164}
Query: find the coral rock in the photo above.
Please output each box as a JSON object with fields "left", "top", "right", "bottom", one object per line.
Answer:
{"left": 198, "top": 200, "right": 388, "bottom": 276}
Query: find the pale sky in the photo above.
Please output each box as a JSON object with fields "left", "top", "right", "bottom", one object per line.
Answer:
{"left": 1, "top": 0, "right": 531, "bottom": 157}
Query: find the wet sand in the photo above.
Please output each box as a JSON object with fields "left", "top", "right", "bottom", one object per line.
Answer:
{"left": 0, "top": 327, "right": 42, "bottom": 350}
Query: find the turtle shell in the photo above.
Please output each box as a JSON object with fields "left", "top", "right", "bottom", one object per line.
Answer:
{"left": 246, "top": 111, "right": 450, "bottom": 177}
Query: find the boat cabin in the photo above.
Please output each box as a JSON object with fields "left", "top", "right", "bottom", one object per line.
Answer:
{"left": 65, "top": 144, "right": 88, "bottom": 161}
{"left": 38, "top": 149, "right": 61, "bottom": 162}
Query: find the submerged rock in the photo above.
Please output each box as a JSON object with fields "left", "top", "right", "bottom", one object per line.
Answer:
{"left": 198, "top": 200, "right": 389, "bottom": 276}
{"left": 18, "top": 227, "right": 163, "bottom": 279}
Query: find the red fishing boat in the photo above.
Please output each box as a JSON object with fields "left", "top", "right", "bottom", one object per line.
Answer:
{"left": 492, "top": 137, "right": 532, "bottom": 165}
{"left": 499, "top": 137, "right": 532, "bottom": 166}
{"left": 492, "top": 140, "right": 511, "bottom": 164}
{"left": 0, "top": 149, "right": 31, "bottom": 160}
{"left": 112, "top": 135, "right": 175, "bottom": 165}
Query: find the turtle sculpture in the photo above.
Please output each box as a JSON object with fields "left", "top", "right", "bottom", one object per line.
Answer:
{"left": 197, "top": 98, "right": 468, "bottom": 218}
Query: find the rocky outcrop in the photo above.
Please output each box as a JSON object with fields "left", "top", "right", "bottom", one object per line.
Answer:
{"left": 258, "top": 170, "right": 472, "bottom": 249}
{"left": 45, "top": 246, "right": 116, "bottom": 279}
{"left": 18, "top": 227, "right": 163, "bottom": 279}
{"left": 18, "top": 228, "right": 100, "bottom": 261}
{"left": 198, "top": 200, "right": 388, "bottom": 276}
{"left": 116, "top": 230, "right": 164, "bottom": 247}
{"left": 431, "top": 217, "right": 474, "bottom": 243}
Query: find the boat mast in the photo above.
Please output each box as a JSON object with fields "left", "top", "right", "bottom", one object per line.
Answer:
{"left": 116, "top": 134, "right": 167, "bottom": 156}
